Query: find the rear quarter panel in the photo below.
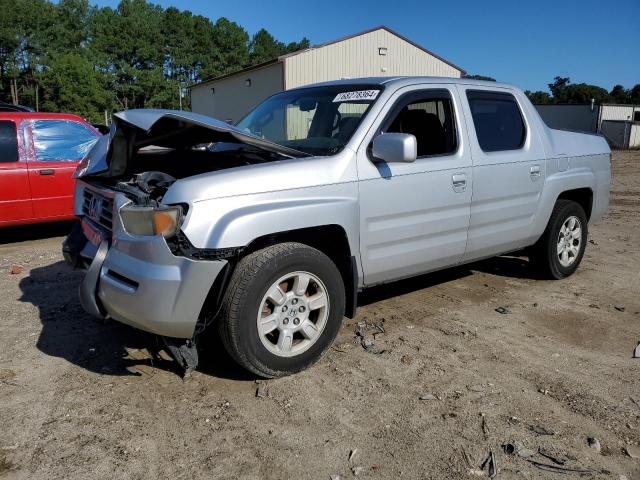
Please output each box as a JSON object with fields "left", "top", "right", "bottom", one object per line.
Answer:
{"left": 532, "top": 126, "right": 611, "bottom": 237}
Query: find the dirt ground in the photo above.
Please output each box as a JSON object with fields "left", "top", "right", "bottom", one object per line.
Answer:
{"left": 1, "top": 151, "right": 639, "bottom": 480}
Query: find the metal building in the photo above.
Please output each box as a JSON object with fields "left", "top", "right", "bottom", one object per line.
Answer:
{"left": 534, "top": 103, "right": 640, "bottom": 148}
{"left": 190, "top": 26, "right": 465, "bottom": 123}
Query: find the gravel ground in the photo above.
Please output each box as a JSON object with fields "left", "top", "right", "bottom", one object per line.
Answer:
{"left": 1, "top": 151, "right": 639, "bottom": 480}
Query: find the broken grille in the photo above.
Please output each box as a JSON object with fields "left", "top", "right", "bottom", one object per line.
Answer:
{"left": 82, "top": 189, "right": 114, "bottom": 231}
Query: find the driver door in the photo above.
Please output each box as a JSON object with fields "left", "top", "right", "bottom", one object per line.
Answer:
{"left": 357, "top": 85, "right": 472, "bottom": 285}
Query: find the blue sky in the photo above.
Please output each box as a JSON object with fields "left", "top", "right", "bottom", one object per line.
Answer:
{"left": 94, "top": 0, "right": 639, "bottom": 92}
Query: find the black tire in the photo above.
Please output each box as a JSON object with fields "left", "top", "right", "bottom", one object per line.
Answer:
{"left": 218, "top": 242, "right": 345, "bottom": 378}
{"left": 530, "top": 199, "right": 588, "bottom": 279}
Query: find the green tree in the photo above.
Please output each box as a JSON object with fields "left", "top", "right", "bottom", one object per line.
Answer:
{"left": 89, "top": 0, "right": 165, "bottom": 109}
{"left": 525, "top": 90, "right": 553, "bottom": 104}
{"left": 630, "top": 84, "right": 640, "bottom": 104}
{"left": 39, "top": 53, "right": 110, "bottom": 122}
{"left": 548, "top": 76, "right": 611, "bottom": 104}
{"left": 609, "top": 84, "right": 629, "bottom": 104}
{"left": 249, "top": 28, "right": 309, "bottom": 65}
{"left": 548, "top": 76, "right": 571, "bottom": 102}
{"left": 205, "top": 17, "right": 249, "bottom": 77}
{"left": 48, "top": 0, "right": 92, "bottom": 53}
{"left": 565, "top": 83, "right": 610, "bottom": 104}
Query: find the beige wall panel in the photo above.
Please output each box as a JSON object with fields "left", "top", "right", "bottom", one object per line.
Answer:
{"left": 191, "top": 63, "right": 283, "bottom": 122}
{"left": 285, "top": 29, "right": 461, "bottom": 89}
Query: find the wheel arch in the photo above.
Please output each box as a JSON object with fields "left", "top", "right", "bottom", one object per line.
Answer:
{"left": 556, "top": 187, "right": 593, "bottom": 220}
{"left": 530, "top": 168, "right": 596, "bottom": 244}
{"left": 242, "top": 225, "right": 358, "bottom": 319}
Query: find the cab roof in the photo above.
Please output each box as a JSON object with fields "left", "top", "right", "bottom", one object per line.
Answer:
{"left": 293, "top": 76, "right": 517, "bottom": 91}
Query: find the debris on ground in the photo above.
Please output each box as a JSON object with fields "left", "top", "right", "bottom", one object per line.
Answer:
{"left": 351, "top": 465, "right": 363, "bottom": 476}
{"left": 587, "top": 437, "right": 601, "bottom": 453}
{"left": 615, "top": 304, "right": 626, "bottom": 312}
{"left": 479, "top": 450, "right": 497, "bottom": 478}
{"left": 525, "top": 458, "right": 592, "bottom": 475}
{"left": 633, "top": 342, "right": 640, "bottom": 359}
{"left": 461, "top": 447, "right": 486, "bottom": 477}
{"left": 624, "top": 445, "right": 640, "bottom": 459}
{"left": 504, "top": 439, "right": 593, "bottom": 474}
{"left": 348, "top": 448, "right": 357, "bottom": 462}
{"left": 480, "top": 413, "right": 489, "bottom": 439}
{"left": 531, "top": 425, "right": 555, "bottom": 436}
{"left": 9, "top": 265, "right": 23, "bottom": 275}
{"left": 419, "top": 393, "right": 436, "bottom": 401}
{"left": 467, "top": 468, "right": 485, "bottom": 477}
{"left": 355, "top": 320, "right": 386, "bottom": 354}
{"left": 495, "top": 306, "right": 511, "bottom": 314}
{"left": 255, "top": 381, "right": 269, "bottom": 398}
{"left": 538, "top": 448, "right": 566, "bottom": 465}
{"left": 503, "top": 441, "right": 534, "bottom": 459}
{"left": 329, "top": 475, "right": 340, "bottom": 480}
{"left": 400, "top": 355, "right": 412, "bottom": 365}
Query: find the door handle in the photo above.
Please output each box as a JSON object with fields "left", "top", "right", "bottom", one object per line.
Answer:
{"left": 39, "top": 169, "right": 55, "bottom": 176}
{"left": 452, "top": 173, "right": 467, "bottom": 192}
{"left": 530, "top": 165, "right": 541, "bottom": 178}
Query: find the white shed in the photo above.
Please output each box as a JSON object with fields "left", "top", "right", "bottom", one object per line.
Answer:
{"left": 190, "top": 26, "right": 465, "bottom": 123}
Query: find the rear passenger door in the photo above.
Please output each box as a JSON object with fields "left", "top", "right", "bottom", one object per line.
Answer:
{"left": 0, "top": 119, "right": 33, "bottom": 224}
{"left": 457, "top": 87, "right": 547, "bottom": 261}
{"left": 357, "top": 86, "right": 472, "bottom": 285}
{"left": 26, "top": 119, "right": 98, "bottom": 219}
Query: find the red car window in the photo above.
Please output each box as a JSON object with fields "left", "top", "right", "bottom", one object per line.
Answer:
{"left": 31, "top": 119, "right": 98, "bottom": 162}
{"left": 0, "top": 120, "right": 18, "bottom": 162}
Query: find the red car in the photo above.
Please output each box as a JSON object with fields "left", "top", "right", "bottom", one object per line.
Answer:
{"left": 0, "top": 112, "right": 100, "bottom": 227}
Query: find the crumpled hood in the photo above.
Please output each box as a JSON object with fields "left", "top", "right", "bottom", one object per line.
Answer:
{"left": 75, "top": 109, "right": 307, "bottom": 178}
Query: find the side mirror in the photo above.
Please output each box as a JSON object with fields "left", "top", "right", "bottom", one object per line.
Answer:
{"left": 372, "top": 133, "right": 417, "bottom": 163}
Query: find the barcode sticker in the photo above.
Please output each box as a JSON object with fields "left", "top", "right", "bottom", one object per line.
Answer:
{"left": 333, "top": 90, "right": 380, "bottom": 102}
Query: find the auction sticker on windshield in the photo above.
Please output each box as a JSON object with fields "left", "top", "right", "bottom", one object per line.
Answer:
{"left": 333, "top": 90, "right": 380, "bottom": 102}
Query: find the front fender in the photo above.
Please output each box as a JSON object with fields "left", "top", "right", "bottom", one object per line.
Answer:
{"left": 181, "top": 182, "right": 360, "bottom": 257}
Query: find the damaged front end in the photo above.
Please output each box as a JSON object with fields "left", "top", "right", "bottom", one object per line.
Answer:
{"left": 63, "top": 109, "right": 300, "bottom": 347}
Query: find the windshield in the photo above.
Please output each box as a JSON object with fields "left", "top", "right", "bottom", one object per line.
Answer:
{"left": 236, "top": 85, "right": 383, "bottom": 156}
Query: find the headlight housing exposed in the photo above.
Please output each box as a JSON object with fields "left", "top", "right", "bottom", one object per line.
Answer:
{"left": 120, "top": 205, "right": 182, "bottom": 238}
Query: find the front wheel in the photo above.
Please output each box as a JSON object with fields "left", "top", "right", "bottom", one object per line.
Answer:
{"left": 530, "top": 199, "right": 588, "bottom": 279}
{"left": 218, "top": 242, "right": 345, "bottom": 378}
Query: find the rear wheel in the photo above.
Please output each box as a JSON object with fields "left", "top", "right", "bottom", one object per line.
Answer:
{"left": 219, "top": 242, "right": 345, "bottom": 378}
{"left": 530, "top": 199, "right": 588, "bottom": 279}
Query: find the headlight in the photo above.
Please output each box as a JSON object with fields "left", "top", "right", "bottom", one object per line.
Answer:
{"left": 120, "top": 205, "right": 182, "bottom": 238}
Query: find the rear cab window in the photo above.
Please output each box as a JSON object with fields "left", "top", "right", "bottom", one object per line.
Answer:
{"left": 30, "top": 119, "right": 98, "bottom": 162}
{"left": 0, "top": 120, "right": 19, "bottom": 163}
{"left": 466, "top": 90, "right": 526, "bottom": 152}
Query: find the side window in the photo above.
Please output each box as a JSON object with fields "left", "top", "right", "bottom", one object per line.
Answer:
{"left": 384, "top": 91, "right": 457, "bottom": 157}
{"left": 466, "top": 90, "right": 526, "bottom": 152}
{"left": 0, "top": 120, "right": 18, "bottom": 163}
{"left": 31, "top": 120, "right": 98, "bottom": 162}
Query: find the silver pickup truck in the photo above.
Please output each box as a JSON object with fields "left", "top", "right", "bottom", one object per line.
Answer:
{"left": 63, "top": 77, "right": 610, "bottom": 377}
